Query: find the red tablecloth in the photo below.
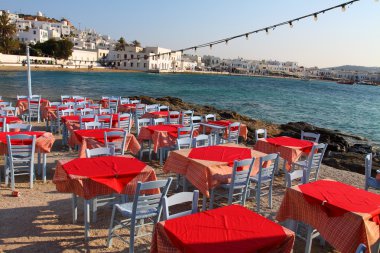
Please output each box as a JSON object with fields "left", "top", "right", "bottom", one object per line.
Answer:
{"left": 151, "top": 205, "right": 294, "bottom": 253}
{"left": 0, "top": 116, "right": 23, "bottom": 127}
{"left": 117, "top": 104, "right": 136, "bottom": 113}
{"left": 0, "top": 131, "right": 55, "bottom": 154}
{"left": 74, "top": 128, "right": 122, "bottom": 143}
{"left": 200, "top": 120, "right": 248, "bottom": 140}
{"left": 254, "top": 136, "right": 314, "bottom": 170}
{"left": 138, "top": 124, "right": 183, "bottom": 153}
{"left": 277, "top": 179, "right": 380, "bottom": 253}
{"left": 188, "top": 145, "right": 252, "bottom": 164}
{"left": 62, "top": 156, "right": 146, "bottom": 193}
{"left": 267, "top": 136, "right": 313, "bottom": 153}
{"left": 54, "top": 156, "right": 158, "bottom": 200}
{"left": 299, "top": 180, "right": 380, "bottom": 223}
{"left": 16, "top": 98, "right": 50, "bottom": 115}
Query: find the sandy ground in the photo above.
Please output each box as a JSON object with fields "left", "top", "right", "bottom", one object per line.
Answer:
{"left": 0, "top": 66, "right": 140, "bottom": 73}
{"left": 0, "top": 123, "right": 378, "bottom": 253}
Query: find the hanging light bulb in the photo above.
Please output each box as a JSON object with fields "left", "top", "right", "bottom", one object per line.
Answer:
{"left": 289, "top": 21, "right": 293, "bottom": 28}
{"left": 341, "top": 4, "right": 346, "bottom": 12}
{"left": 209, "top": 44, "right": 213, "bottom": 50}
{"left": 245, "top": 33, "right": 249, "bottom": 40}
{"left": 265, "top": 28, "right": 269, "bottom": 35}
{"left": 225, "top": 40, "right": 229, "bottom": 45}
{"left": 194, "top": 47, "right": 197, "bottom": 52}
{"left": 313, "top": 13, "right": 318, "bottom": 21}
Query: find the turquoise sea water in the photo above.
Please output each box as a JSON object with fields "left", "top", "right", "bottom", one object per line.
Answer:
{"left": 1, "top": 71, "right": 379, "bottom": 143}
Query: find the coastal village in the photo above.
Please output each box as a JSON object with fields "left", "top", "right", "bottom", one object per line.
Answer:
{"left": 1, "top": 10, "right": 380, "bottom": 84}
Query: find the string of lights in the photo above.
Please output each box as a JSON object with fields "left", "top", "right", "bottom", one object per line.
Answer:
{"left": 28, "top": 0, "right": 365, "bottom": 65}
{"left": 105, "top": 0, "right": 362, "bottom": 64}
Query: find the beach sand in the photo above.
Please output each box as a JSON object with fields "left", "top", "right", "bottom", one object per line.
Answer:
{"left": 0, "top": 122, "right": 378, "bottom": 253}
{"left": 0, "top": 66, "right": 140, "bottom": 73}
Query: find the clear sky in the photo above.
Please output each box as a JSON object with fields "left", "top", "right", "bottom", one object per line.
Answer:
{"left": 2, "top": 0, "right": 379, "bottom": 68}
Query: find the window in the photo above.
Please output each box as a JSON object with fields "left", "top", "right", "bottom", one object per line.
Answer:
{"left": 124, "top": 62, "right": 126, "bottom": 67}
{"left": 124, "top": 54, "right": 127, "bottom": 59}
{"left": 144, "top": 63, "right": 147, "bottom": 68}
{"left": 131, "top": 55, "right": 134, "bottom": 59}
{"left": 130, "top": 62, "right": 133, "bottom": 67}
{"left": 33, "top": 31, "right": 36, "bottom": 35}
{"left": 137, "top": 63, "right": 139, "bottom": 68}
{"left": 117, "top": 54, "right": 119, "bottom": 59}
{"left": 117, "top": 62, "right": 120, "bottom": 66}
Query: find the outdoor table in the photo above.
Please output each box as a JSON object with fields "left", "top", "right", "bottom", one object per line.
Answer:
{"left": 16, "top": 98, "right": 50, "bottom": 116}
{"left": 71, "top": 128, "right": 141, "bottom": 158}
{"left": 151, "top": 204, "right": 295, "bottom": 253}
{"left": 142, "top": 111, "right": 172, "bottom": 120}
{"left": 100, "top": 98, "right": 118, "bottom": 108}
{"left": 200, "top": 120, "right": 248, "bottom": 142}
{"left": 137, "top": 124, "right": 183, "bottom": 153}
{"left": 254, "top": 136, "right": 314, "bottom": 170}
{"left": 53, "top": 155, "right": 158, "bottom": 240}
{"left": 62, "top": 98, "right": 93, "bottom": 104}
{"left": 117, "top": 103, "right": 136, "bottom": 113}
{"left": 0, "top": 116, "right": 23, "bottom": 130}
{"left": 163, "top": 143, "right": 267, "bottom": 209}
{"left": 276, "top": 179, "right": 380, "bottom": 253}
{"left": 0, "top": 131, "right": 55, "bottom": 182}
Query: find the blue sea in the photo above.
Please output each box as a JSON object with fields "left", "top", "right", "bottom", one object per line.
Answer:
{"left": 1, "top": 70, "right": 379, "bottom": 143}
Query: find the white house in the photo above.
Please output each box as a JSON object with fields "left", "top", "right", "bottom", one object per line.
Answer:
{"left": 17, "top": 28, "right": 49, "bottom": 44}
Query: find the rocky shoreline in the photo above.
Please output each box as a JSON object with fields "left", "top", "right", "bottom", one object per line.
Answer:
{"left": 139, "top": 96, "right": 380, "bottom": 175}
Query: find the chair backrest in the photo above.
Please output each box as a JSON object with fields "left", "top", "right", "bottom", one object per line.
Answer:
{"left": 61, "top": 108, "right": 75, "bottom": 117}
{"left": 0, "top": 117, "right": 6, "bottom": 132}
{"left": 193, "top": 134, "right": 210, "bottom": 147}
{"left": 153, "top": 117, "right": 166, "bottom": 125}
{"left": 204, "top": 114, "right": 216, "bottom": 122}
{"left": 158, "top": 105, "right": 169, "bottom": 111}
{"left": 64, "top": 102, "right": 76, "bottom": 108}
{"left": 258, "top": 153, "right": 279, "bottom": 183}
{"left": 28, "top": 97, "right": 41, "bottom": 111}
{"left": 118, "top": 113, "right": 132, "bottom": 133}
{"left": 162, "top": 190, "right": 199, "bottom": 220}
{"left": 229, "top": 158, "right": 255, "bottom": 192}
{"left": 131, "top": 178, "right": 173, "bottom": 223}
{"left": 227, "top": 122, "right": 241, "bottom": 143}
{"left": 181, "top": 110, "right": 194, "bottom": 126}
{"left": 1, "top": 106, "right": 16, "bottom": 116}
{"left": 85, "top": 147, "right": 115, "bottom": 158}
{"left": 80, "top": 114, "right": 96, "bottom": 129}
{"left": 99, "top": 108, "right": 113, "bottom": 115}
{"left": 49, "top": 102, "right": 61, "bottom": 107}
{"left": 104, "top": 131, "right": 127, "bottom": 155}
{"left": 355, "top": 243, "right": 367, "bottom": 253}
{"left": 119, "top": 98, "right": 130, "bottom": 105}
{"left": 304, "top": 143, "right": 328, "bottom": 183}
{"left": 85, "top": 121, "right": 102, "bottom": 130}
{"left": 191, "top": 116, "right": 202, "bottom": 124}
{"left": 177, "top": 126, "right": 193, "bottom": 139}
{"left": 255, "top": 129, "right": 267, "bottom": 142}
{"left": 96, "top": 114, "right": 112, "bottom": 128}
{"left": 168, "top": 111, "right": 180, "bottom": 124}
{"left": 17, "top": 95, "right": 28, "bottom": 100}
{"left": 81, "top": 108, "right": 95, "bottom": 115}
{"left": 176, "top": 137, "right": 193, "bottom": 150}
{"left": 301, "top": 131, "right": 320, "bottom": 143}
{"left": 136, "top": 118, "right": 151, "bottom": 135}
{"left": 146, "top": 104, "right": 159, "bottom": 113}
{"left": 108, "top": 97, "right": 119, "bottom": 112}
{"left": 135, "top": 103, "right": 146, "bottom": 118}
{"left": 130, "top": 99, "right": 141, "bottom": 104}
{"left": 365, "top": 153, "right": 373, "bottom": 183}
{"left": 7, "top": 134, "right": 36, "bottom": 162}
{"left": 72, "top": 95, "right": 85, "bottom": 101}
{"left": 7, "top": 123, "right": 32, "bottom": 132}
{"left": 61, "top": 95, "right": 70, "bottom": 102}
{"left": 0, "top": 102, "right": 11, "bottom": 108}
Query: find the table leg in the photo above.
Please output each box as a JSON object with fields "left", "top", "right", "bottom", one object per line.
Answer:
{"left": 84, "top": 199, "right": 90, "bottom": 240}
{"left": 72, "top": 194, "right": 78, "bottom": 224}
{"left": 202, "top": 194, "right": 208, "bottom": 211}
{"left": 42, "top": 153, "right": 47, "bottom": 183}
{"left": 37, "top": 150, "right": 41, "bottom": 176}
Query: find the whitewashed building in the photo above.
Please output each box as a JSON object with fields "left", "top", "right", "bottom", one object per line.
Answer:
{"left": 17, "top": 28, "right": 49, "bottom": 44}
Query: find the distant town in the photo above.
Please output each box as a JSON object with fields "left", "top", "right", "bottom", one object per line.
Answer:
{"left": 1, "top": 10, "right": 379, "bottom": 85}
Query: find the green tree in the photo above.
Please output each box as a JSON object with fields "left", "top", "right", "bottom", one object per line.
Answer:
{"left": 0, "top": 12, "right": 19, "bottom": 54}
{"left": 115, "top": 37, "right": 128, "bottom": 51}
{"left": 31, "top": 38, "right": 73, "bottom": 60}
{"left": 131, "top": 40, "right": 141, "bottom": 47}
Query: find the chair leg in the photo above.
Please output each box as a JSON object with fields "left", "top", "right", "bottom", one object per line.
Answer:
{"left": 72, "top": 194, "right": 78, "bottom": 224}
{"left": 30, "top": 164, "right": 34, "bottom": 189}
{"left": 42, "top": 153, "right": 47, "bottom": 183}
{"left": 305, "top": 226, "right": 314, "bottom": 253}
{"left": 129, "top": 218, "right": 136, "bottom": 253}
{"left": 84, "top": 200, "right": 90, "bottom": 240}
{"left": 256, "top": 185, "right": 261, "bottom": 212}
{"left": 182, "top": 177, "right": 188, "bottom": 192}
{"left": 202, "top": 194, "right": 208, "bottom": 211}
{"left": 11, "top": 166, "right": 15, "bottom": 191}
{"left": 107, "top": 206, "right": 116, "bottom": 248}
{"left": 269, "top": 183, "right": 273, "bottom": 209}
{"left": 92, "top": 198, "right": 97, "bottom": 223}
{"left": 209, "top": 189, "right": 215, "bottom": 209}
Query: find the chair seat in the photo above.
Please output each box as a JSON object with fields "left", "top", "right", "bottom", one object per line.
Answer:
{"left": 220, "top": 182, "right": 246, "bottom": 189}
{"left": 293, "top": 160, "right": 308, "bottom": 168}
{"left": 115, "top": 202, "right": 158, "bottom": 219}
{"left": 250, "top": 175, "right": 271, "bottom": 183}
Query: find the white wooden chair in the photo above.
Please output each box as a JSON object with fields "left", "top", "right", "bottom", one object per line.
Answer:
{"left": 162, "top": 190, "right": 199, "bottom": 220}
